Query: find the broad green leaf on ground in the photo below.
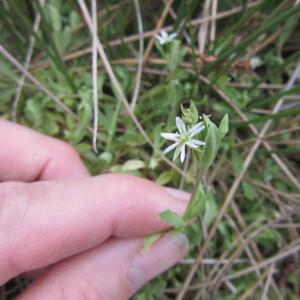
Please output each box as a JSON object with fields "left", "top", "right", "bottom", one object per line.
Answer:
{"left": 231, "top": 149, "right": 244, "bottom": 176}
{"left": 242, "top": 182, "right": 258, "bottom": 201}
{"left": 204, "top": 193, "right": 218, "bottom": 226}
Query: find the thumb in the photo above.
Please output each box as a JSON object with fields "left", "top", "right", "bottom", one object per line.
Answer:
{"left": 18, "top": 234, "right": 189, "bottom": 300}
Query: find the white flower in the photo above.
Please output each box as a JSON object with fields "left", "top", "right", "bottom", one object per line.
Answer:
{"left": 250, "top": 56, "right": 262, "bottom": 69}
{"left": 161, "top": 117, "right": 205, "bottom": 163}
{"left": 156, "top": 29, "right": 177, "bottom": 45}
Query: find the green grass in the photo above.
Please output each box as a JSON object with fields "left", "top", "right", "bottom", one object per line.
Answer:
{"left": 1, "top": 0, "right": 300, "bottom": 299}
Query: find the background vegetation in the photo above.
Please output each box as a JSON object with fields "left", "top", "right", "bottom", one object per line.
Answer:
{"left": 1, "top": 0, "right": 300, "bottom": 299}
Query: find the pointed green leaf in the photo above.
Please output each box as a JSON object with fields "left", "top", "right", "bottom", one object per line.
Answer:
{"left": 219, "top": 114, "right": 229, "bottom": 137}
{"left": 160, "top": 210, "right": 185, "bottom": 228}
{"left": 183, "top": 184, "right": 206, "bottom": 221}
{"left": 204, "top": 193, "right": 218, "bottom": 226}
{"left": 122, "top": 160, "right": 145, "bottom": 171}
{"left": 242, "top": 182, "right": 257, "bottom": 201}
{"left": 198, "top": 115, "right": 222, "bottom": 173}
{"left": 231, "top": 150, "right": 244, "bottom": 176}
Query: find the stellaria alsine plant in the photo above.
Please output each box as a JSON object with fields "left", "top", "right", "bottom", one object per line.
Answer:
{"left": 144, "top": 102, "right": 229, "bottom": 249}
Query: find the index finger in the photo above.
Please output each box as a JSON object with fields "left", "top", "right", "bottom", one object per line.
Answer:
{"left": 0, "top": 119, "right": 89, "bottom": 181}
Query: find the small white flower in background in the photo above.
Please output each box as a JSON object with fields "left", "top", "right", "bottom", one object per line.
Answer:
{"left": 250, "top": 56, "right": 262, "bottom": 70}
{"left": 161, "top": 117, "right": 205, "bottom": 163}
{"left": 156, "top": 29, "right": 177, "bottom": 45}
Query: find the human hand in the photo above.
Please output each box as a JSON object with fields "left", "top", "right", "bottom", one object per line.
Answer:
{"left": 0, "top": 120, "right": 189, "bottom": 299}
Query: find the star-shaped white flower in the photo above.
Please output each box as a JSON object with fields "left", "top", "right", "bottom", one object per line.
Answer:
{"left": 161, "top": 117, "right": 205, "bottom": 163}
{"left": 156, "top": 29, "right": 177, "bottom": 45}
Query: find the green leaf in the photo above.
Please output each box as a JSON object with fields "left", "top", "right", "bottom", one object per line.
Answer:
{"left": 160, "top": 210, "right": 185, "bottom": 228}
{"left": 288, "top": 267, "right": 300, "bottom": 285}
{"left": 156, "top": 171, "right": 174, "bottom": 185}
{"left": 48, "top": 4, "right": 61, "bottom": 32}
{"left": 183, "top": 184, "right": 205, "bottom": 221}
{"left": 204, "top": 193, "right": 218, "bottom": 226}
{"left": 219, "top": 114, "right": 229, "bottom": 137}
{"left": 122, "top": 160, "right": 145, "bottom": 171}
{"left": 165, "top": 40, "right": 186, "bottom": 76}
{"left": 143, "top": 233, "right": 162, "bottom": 251}
{"left": 166, "top": 80, "right": 184, "bottom": 128}
{"left": 198, "top": 115, "right": 222, "bottom": 173}
{"left": 231, "top": 149, "right": 244, "bottom": 176}
{"left": 242, "top": 182, "right": 257, "bottom": 201}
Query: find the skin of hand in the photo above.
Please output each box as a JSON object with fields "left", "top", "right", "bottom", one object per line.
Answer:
{"left": 0, "top": 120, "right": 190, "bottom": 300}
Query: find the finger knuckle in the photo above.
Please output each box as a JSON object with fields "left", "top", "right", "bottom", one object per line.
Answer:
{"left": 0, "top": 182, "right": 49, "bottom": 275}
{"left": 107, "top": 173, "right": 152, "bottom": 197}
{"left": 0, "top": 182, "right": 28, "bottom": 232}
{"left": 0, "top": 182, "right": 30, "bottom": 274}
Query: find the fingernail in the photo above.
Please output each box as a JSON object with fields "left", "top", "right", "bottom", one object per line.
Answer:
{"left": 127, "top": 233, "right": 189, "bottom": 289}
{"left": 164, "top": 187, "right": 190, "bottom": 202}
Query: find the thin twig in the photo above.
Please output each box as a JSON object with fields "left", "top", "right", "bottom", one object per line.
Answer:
{"left": 229, "top": 82, "right": 285, "bottom": 89}
{"left": 198, "top": 0, "right": 212, "bottom": 53}
{"left": 143, "top": 0, "right": 174, "bottom": 63}
{"left": 180, "top": 258, "right": 247, "bottom": 265}
{"left": 12, "top": 0, "right": 45, "bottom": 121}
{"left": 92, "top": 0, "right": 98, "bottom": 152}
{"left": 236, "top": 126, "right": 300, "bottom": 147}
{"left": 260, "top": 264, "right": 276, "bottom": 300}
{"left": 210, "top": 0, "right": 218, "bottom": 42}
{"left": 130, "top": 0, "right": 144, "bottom": 111}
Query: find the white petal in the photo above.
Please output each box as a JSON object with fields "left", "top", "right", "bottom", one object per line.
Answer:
{"left": 161, "top": 132, "right": 179, "bottom": 141}
{"left": 189, "top": 122, "right": 205, "bottom": 137}
{"left": 163, "top": 142, "right": 179, "bottom": 154}
{"left": 169, "top": 32, "right": 177, "bottom": 40}
{"left": 160, "top": 30, "right": 168, "bottom": 38}
{"left": 186, "top": 141, "right": 199, "bottom": 149}
{"left": 173, "top": 143, "right": 183, "bottom": 161}
{"left": 189, "top": 139, "right": 205, "bottom": 146}
{"left": 176, "top": 117, "right": 187, "bottom": 134}
{"left": 180, "top": 144, "right": 186, "bottom": 163}
{"left": 156, "top": 36, "right": 163, "bottom": 44}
